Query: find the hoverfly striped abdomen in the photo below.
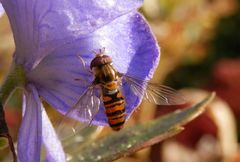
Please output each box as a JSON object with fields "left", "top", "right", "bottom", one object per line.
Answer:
{"left": 103, "top": 86, "right": 125, "bottom": 131}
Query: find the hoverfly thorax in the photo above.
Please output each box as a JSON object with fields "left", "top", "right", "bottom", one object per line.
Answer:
{"left": 90, "top": 53, "right": 118, "bottom": 85}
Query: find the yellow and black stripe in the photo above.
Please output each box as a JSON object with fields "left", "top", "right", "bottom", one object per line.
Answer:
{"left": 103, "top": 90, "right": 125, "bottom": 131}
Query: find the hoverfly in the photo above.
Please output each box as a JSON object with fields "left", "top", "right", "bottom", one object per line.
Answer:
{"left": 57, "top": 49, "right": 185, "bottom": 139}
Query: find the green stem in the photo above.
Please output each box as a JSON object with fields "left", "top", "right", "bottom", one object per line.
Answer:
{"left": 0, "top": 63, "right": 26, "bottom": 161}
{"left": 0, "top": 64, "right": 26, "bottom": 105}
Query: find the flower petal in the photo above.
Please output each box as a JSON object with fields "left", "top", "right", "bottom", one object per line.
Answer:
{"left": 28, "top": 12, "right": 159, "bottom": 125}
{"left": 18, "top": 84, "right": 42, "bottom": 162}
{"left": 41, "top": 105, "right": 65, "bottom": 162}
{"left": 1, "top": 0, "right": 142, "bottom": 69}
{"left": 0, "top": 3, "right": 4, "bottom": 17}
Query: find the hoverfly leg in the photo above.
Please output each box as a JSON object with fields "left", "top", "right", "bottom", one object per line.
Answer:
{"left": 75, "top": 54, "right": 92, "bottom": 85}
{"left": 77, "top": 55, "right": 92, "bottom": 74}
{"left": 99, "top": 47, "right": 106, "bottom": 54}
{"left": 117, "top": 72, "right": 124, "bottom": 78}
{"left": 92, "top": 47, "right": 106, "bottom": 55}
{"left": 74, "top": 77, "right": 88, "bottom": 83}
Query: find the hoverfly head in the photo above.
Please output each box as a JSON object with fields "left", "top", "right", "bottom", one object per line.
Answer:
{"left": 90, "top": 48, "right": 112, "bottom": 69}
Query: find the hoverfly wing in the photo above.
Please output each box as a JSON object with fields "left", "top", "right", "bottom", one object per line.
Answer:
{"left": 56, "top": 86, "right": 100, "bottom": 140}
{"left": 121, "top": 75, "right": 185, "bottom": 105}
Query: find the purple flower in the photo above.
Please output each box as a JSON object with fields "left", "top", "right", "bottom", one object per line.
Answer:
{"left": 1, "top": 0, "right": 159, "bottom": 161}
{"left": 0, "top": 3, "right": 4, "bottom": 17}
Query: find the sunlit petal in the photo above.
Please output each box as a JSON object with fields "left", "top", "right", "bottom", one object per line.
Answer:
{"left": 1, "top": 0, "right": 143, "bottom": 69}
{"left": 0, "top": 3, "right": 4, "bottom": 17}
{"left": 42, "top": 105, "right": 65, "bottom": 162}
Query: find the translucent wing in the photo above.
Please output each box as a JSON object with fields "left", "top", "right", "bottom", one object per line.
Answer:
{"left": 122, "top": 75, "right": 185, "bottom": 105}
{"left": 56, "top": 86, "right": 100, "bottom": 140}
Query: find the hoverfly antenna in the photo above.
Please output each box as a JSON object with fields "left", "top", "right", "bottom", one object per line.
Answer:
{"left": 99, "top": 47, "right": 106, "bottom": 54}
{"left": 92, "top": 47, "right": 106, "bottom": 57}
{"left": 92, "top": 49, "right": 98, "bottom": 55}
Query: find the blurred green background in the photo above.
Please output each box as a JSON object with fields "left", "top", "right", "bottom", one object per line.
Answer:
{"left": 0, "top": 0, "right": 240, "bottom": 161}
